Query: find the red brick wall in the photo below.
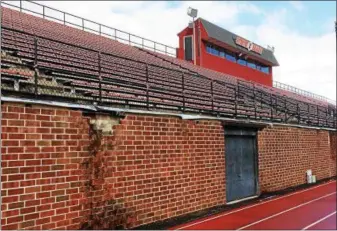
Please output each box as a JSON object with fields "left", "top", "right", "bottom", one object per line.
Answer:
{"left": 1, "top": 102, "right": 336, "bottom": 230}
{"left": 1, "top": 103, "right": 226, "bottom": 229}
{"left": 258, "top": 127, "right": 336, "bottom": 192}
{"left": 1, "top": 103, "right": 91, "bottom": 230}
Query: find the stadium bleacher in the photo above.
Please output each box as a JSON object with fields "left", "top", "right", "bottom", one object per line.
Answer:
{"left": 0, "top": 6, "right": 336, "bottom": 128}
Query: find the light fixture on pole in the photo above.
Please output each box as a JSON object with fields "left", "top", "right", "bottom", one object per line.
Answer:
{"left": 187, "top": 7, "right": 198, "bottom": 65}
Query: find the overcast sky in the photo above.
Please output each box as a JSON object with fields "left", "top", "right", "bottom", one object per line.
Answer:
{"left": 5, "top": 1, "right": 336, "bottom": 100}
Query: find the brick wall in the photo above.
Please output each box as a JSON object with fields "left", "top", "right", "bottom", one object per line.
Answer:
{"left": 1, "top": 103, "right": 91, "bottom": 230}
{"left": 1, "top": 102, "right": 226, "bottom": 229}
{"left": 1, "top": 102, "right": 336, "bottom": 230}
{"left": 258, "top": 127, "right": 336, "bottom": 192}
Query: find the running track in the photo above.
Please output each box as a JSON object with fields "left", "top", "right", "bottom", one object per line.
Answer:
{"left": 171, "top": 180, "right": 336, "bottom": 230}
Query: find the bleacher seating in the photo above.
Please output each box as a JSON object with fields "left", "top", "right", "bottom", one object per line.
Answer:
{"left": 0, "top": 6, "right": 335, "bottom": 128}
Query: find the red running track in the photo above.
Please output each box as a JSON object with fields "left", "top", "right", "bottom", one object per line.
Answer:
{"left": 171, "top": 180, "right": 336, "bottom": 230}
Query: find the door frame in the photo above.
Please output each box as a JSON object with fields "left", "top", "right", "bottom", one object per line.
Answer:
{"left": 224, "top": 126, "right": 260, "bottom": 203}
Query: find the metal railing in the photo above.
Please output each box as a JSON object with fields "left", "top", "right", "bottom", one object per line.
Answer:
{"left": 1, "top": 0, "right": 177, "bottom": 57}
{"left": 273, "top": 81, "right": 336, "bottom": 105}
{"left": 1, "top": 26, "right": 336, "bottom": 129}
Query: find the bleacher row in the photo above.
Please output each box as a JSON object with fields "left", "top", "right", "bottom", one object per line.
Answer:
{"left": 1, "top": 6, "right": 336, "bottom": 128}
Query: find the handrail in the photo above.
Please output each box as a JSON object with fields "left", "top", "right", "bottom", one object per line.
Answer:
{"left": 1, "top": 0, "right": 177, "bottom": 57}
{"left": 1, "top": 27, "right": 336, "bottom": 129}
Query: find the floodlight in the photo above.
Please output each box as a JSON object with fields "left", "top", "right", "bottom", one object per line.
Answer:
{"left": 187, "top": 7, "right": 198, "bottom": 18}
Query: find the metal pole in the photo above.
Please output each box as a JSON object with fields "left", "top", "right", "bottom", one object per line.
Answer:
{"left": 98, "top": 52, "right": 102, "bottom": 104}
{"left": 43, "top": 6, "right": 45, "bottom": 19}
{"left": 234, "top": 86, "right": 238, "bottom": 118}
{"left": 182, "top": 72, "right": 185, "bottom": 112}
{"left": 211, "top": 80, "right": 214, "bottom": 113}
{"left": 146, "top": 65, "right": 149, "bottom": 110}
{"left": 34, "top": 38, "right": 38, "bottom": 96}
{"left": 20, "top": 0, "right": 22, "bottom": 12}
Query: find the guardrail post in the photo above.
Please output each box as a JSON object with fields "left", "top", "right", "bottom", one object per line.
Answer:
{"left": 211, "top": 80, "right": 214, "bottom": 113}
{"left": 43, "top": 6, "right": 45, "bottom": 19}
{"left": 82, "top": 18, "right": 84, "bottom": 30}
{"left": 284, "top": 97, "right": 287, "bottom": 122}
{"left": 253, "top": 85, "right": 257, "bottom": 119}
{"left": 332, "top": 109, "right": 337, "bottom": 128}
{"left": 307, "top": 104, "right": 310, "bottom": 124}
{"left": 129, "top": 34, "right": 131, "bottom": 45}
{"left": 234, "top": 85, "right": 238, "bottom": 118}
{"left": 99, "top": 24, "right": 101, "bottom": 35}
{"left": 270, "top": 93, "right": 273, "bottom": 121}
{"left": 20, "top": 0, "right": 22, "bottom": 12}
{"left": 297, "top": 102, "right": 300, "bottom": 124}
{"left": 316, "top": 105, "right": 319, "bottom": 126}
{"left": 146, "top": 65, "right": 149, "bottom": 110}
{"left": 34, "top": 38, "right": 38, "bottom": 97}
{"left": 182, "top": 72, "right": 185, "bottom": 112}
{"left": 98, "top": 52, "right": 102, "bottom": 104}
{"left": 63, "top": 13, "right": 66, "bottom": 25}
{"left": 325, "top": 107, "right": 328, "bottom": 127}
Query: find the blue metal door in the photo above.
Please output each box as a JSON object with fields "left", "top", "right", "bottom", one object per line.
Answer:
{"left": 225, "top": 128, "right": 257, "bottom": 202}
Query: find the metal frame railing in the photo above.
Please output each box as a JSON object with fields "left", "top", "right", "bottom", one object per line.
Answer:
{"left": 273, "top": 81, "right": 336, "bottom": 106}
{"left": 1, "top": 0, "right": 177, "bottom": 57}
{"left": 1, "top": 26, "right": 336, "bottom": 129}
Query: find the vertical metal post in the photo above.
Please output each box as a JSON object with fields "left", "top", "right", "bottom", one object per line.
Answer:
{"left": 34, "top": 38, "right": 38, "bottom": 97}
{"left": 43, "top": 6, "right": 45, "bottom": 19}
{"left": 129, "top": 34, "right": 131, "bottom": 45}
{"left": 82, "top": 18, "right": 84, "bottom": 30}
{"left": 332, "top": 110, "right": 337, "bottom": 128}
{"left": 99, "top": 24, "right": 101, "bottom": 35}
{"left": 253, "top": 85, "right": 257, "bottom": 119}
{"left": 325, "top": 107, "right": 328, "bottom": 127}
{"left": 142, "top": 39, "right": 144, "bottom": 49}
{"left": 270, "top": 93, "right": 273, "bottom": 121}
{"left": 284, "top": 97, "right": 287, "bottom": 122}
{"left": 20, "top": 0, "right": 22, "bottom": 12}
{"left": 146, "top": 65, "right": 149, "bottom": 110}
{"left": 63, "top": 13, "right": 66, "bottom": 25}
{"left": 114, "top": 29, "right": 117, "bottom": 40}
{"left": 234, "top": 86, "right": 238, "bottom": 118}
{"left": 98, "top": 52, "right": 102, "bottom": 104}
{"left": 316, "top": 105, "right": 319, "bottom": 126}
{"left": 182, "top": 72, "right": 185, "bottom": 112}
{"left": 211, "top": 80, "right": 214, "bottom": 113}
{"left": 154, "top": 43, "right": 156, "bottom": 52}
{"left": 307, "top": 104, "right": 310, "bottom": 124}
{"left": 297, "top": 102, "right": 300, "bottom": 124}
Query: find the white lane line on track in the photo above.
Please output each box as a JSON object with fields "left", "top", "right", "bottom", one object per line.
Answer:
{"left": 302, "top": 211, "right": 336, "bottom": 230}
{"left": 175, "top": 180, "right": 335, "bottom": 230}
{"left": 237, "top": 192, "right": 336, "bottom": 230}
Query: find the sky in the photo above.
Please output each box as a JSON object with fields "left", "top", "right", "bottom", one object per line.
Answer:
{"left": 4, "top": 0, "right": 336, "bottom": 100}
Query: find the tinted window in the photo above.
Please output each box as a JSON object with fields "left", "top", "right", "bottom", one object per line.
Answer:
{"left": 238, "top": 59, "right": 247, "bottom": 66}
{"left": 204, "top": 42, "right": 270, "bottom": 74}
{"left": 226, "top": 54, "right": 236, "bottom": 62}
{"left": 247, "top": 62, "right": 256, "bottom": 69}
{"left": 261, "top": 67, "right": 270, "bottom": 74}
{"left": 184, "top": 36, "right": 193, "bottom": 61}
